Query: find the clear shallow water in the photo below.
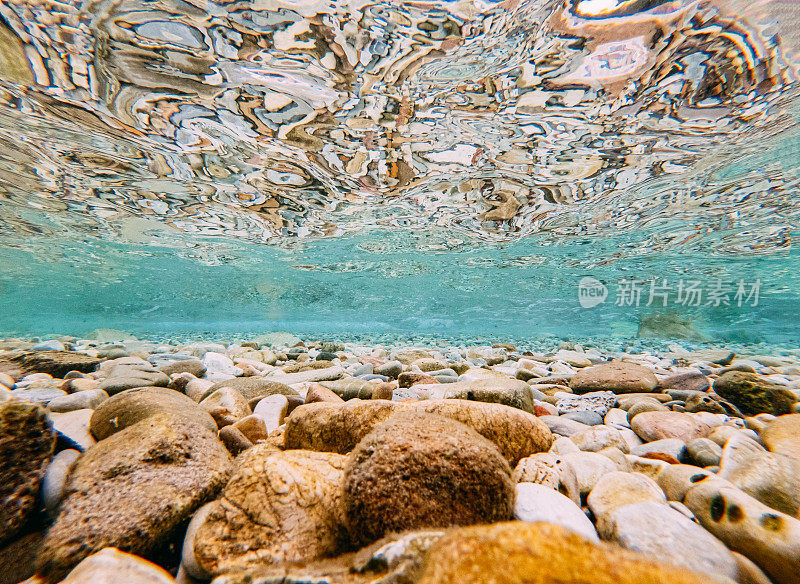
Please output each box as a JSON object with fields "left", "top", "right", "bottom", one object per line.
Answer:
{"left": 0, "top": 0, "right": 798, "bottom": 345}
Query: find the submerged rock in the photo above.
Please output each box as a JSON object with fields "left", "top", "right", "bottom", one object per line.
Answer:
{"left": 514, "top": 482, "right": 598, "bottom": 541}
{"left": 713, "top": 371, "right": 797, "bottom": 416}
{"left": 37, "top": 413, "right": 233, "bottom": 582}
{"left": 59, "top": 548, "right": 176, "bottom": 584}
{"left": 188, "top": 447, "right": 347, "bottom": 578}
{"left": 717, "top": 434, "right": 800, "bottom": 517}
{"left": 761, "top": 414, "right": 800, "bottom": 460}
{"left": 342, "top": 412, "right": 514, "bottom": 547}
{"left": 570, "top": 361, "right": 658, "bottom": 394}
{"left": 90, "top": 386, "right": 217, "bottom": 440}
{"left": 416, "top": 522, "right": 723, "bottom": 584}
{"left": 600, "top": 501, "right": 738, "bottom": 580}
{"left": 283, "top": 398, "right": 552, "bottom": 465}
{"left": 0, "top": 399, "right": 56, "bottom": 545}
{"left": 685, "top": 477, "right": 800, "bottom": 584}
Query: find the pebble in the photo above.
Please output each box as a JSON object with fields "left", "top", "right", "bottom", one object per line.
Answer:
{"left": 48, "top": 388, "right": 109, "bottom": 412}
{"left": 687, "top": 437, "right": 723, "bottom": 467}
{"left": 604, "top": 407, "right": 630, "bottom": 428}
{"left": 630, "top": 438, "right": 687, "bottom": 463}
{"left": 60, "top": 548, "right": 177, "bottom": 583}
{"left": 539, "top": 415, "right": 591, "bottom": 436}
{"left": 41, "top": 448, "right": 81, "bottom": 516}
{"left": 570, "top": 425, "right": 631, "bottom": 454}
{"left": 587, "top": 471, "right": 667, "bottom": 528}
{"left": 630, "top": 410, "right": 713, "bottom": 443}
{"left": 761, "top": 414, "right": 800, "bottom": 460}
{"left": 600, "top": 500, "right": 739, "bottom": 580}
{"left": 557, "top": 390, "right": 616, "bottom": 417}
{"left": 253, "top": 393, "right": 289, "bottom": 433}
{"left": 514, "top": 482, "right": 598, "bottom": 541}
{"left": 685, "top": 477, "right": 800, "bottom": 584}
{"left": 562, "top": 410, "right": 605, "bottom": 426}
{"left": 557, "top": 451, "right": 619, "bottom": 496}
{"left": 201, "top": 352, "right": 243, "bottom": 378}
{"left": 1, "top": 336, "right": 798, "bottom": 583}
{"left": 570, "top": 361, "right": 658, "bottom": 394}
{"left": 49, "top": 409, "right": 96, "bottom": 451}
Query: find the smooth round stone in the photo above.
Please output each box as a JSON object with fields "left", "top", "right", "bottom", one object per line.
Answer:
{"left": 539, "top": 415, "right": 591, "bottom": 437}
{"left": 569, "top": 361, "right": 658, "bottom": 394}
{"left": 630, "top": 411, "right": 712, "bottom": 443}
{"left": 656, "top": 464, "right": 714, "bottom": 502}
{"left": 631, "top": 438, "right": 687, "bottom": 463}
{"left": 556, "top": 391, "right": 616, "bottom": 417}
{"left": 514, "top": 483, "right": 598, "bottom": 542}
{"left": 200, "top": 387, "right": 251, "bottom": 421}
{"left": 180, "top": 502, "right": 216, "bottom": 579}
{"left": 708, "top": 425, "right": 747, "bottom": 447}
{"left": 41, "top": 449, "right": 81, "bottom": 516}
{"left": 201, "top": 352, "right": 242, "bottom": 377}
{"left": 685, "top": 478, "right": 800, "bottom": 584}
{"left": 562, "top": 411, "right": 604, "bottom": 426}
{"left": 233, "top": 415, "right": 270, "bottom": 443}
{"left": 434, "top": 374, "right": 458, "bottom": 383}
{"left": 360, "top": 374, "right": 389, "bottom": 382}
{"left": 687, "top": 438, "right": 723, "bottom": 467}
{"left": 0, "top": 372, "right": 15, "bottom": 388}
{"left": 549, "top": 436, "right": 580, "bottom": 455}
{"left": 626, "top": 399, "right": 668, "bottom": 421}
{"left": 762, "top": 414, "right": 800, "bottom": 460}
{"left": 570, "top": 425, "right": 630, "bottom": 454}
{"left": 557, "top": 451, "right": 619, "bottom": 496}
{"left": 604, "top": 407, "right": 630, "bottom": 429}
{"left": 601, "top": 501, "right": 738, "bottom": 580}
{"left": 49, "top": 409, "right": 96, "bottom": 452}
{"left": 60, "top": 548, "right": 176, "bottom": 583}
{"left": 618, "top": 428, "right": 644, "bottom": 451}
{"left": 588, "top": 471, "right": 667, "bottom": 525}
{"left": 512, "top": 453, "right": 581, "bottom": 505}
{"left": 660, "top": 371, "right": 711, "bottom": 392}
{"left": 253, "top": 394, "right": 289, "bottom": 434}
{"left": 32, "top": 340, "right": 66, "bottom": 352}
{"left": 375, "top": 361, "right": 403, "bottom": 378}
{"left": 48, "top": 389, "right": 109, "bottom": 413}
{"left": 10, "top": 387, "right": 67, "bottom": 405}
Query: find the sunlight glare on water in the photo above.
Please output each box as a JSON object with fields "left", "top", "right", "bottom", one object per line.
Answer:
{"left": 0, "top": 0, "right": 798, "bottom": 346}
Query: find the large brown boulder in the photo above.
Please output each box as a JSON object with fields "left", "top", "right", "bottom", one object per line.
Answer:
{"left": 570, "top": 361, "right": 658, "bottom": 394}
{"left": 90, "top": 386, "right": 217, "bottom": 440}
{"left": 412, "top": 399, "right": 553, "bottom": 465}
{"left": 36, "top": 413, "right": 233, "bottom": 582}
{"left": 0, "top": 399, "right": 55, "bottom": 545}
{"left": 713, "top": 371, "right": 797, "bottom": 416}
{"left": 188, "top": 447, "right": 347, "bottom": 578}
{"left": 342, "top": 412, "right": 515, "bottom": 547}
{"left": 284, "top": 399, "right": 552, "bottom": 466}
{"left": 417, "top": 522, "right": 722, "bottom": 584}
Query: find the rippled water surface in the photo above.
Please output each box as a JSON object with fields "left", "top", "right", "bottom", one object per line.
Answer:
{"left": 0, "top": 0, "right": 798, "bottom": 344}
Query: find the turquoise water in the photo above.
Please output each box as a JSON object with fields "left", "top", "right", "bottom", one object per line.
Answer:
{"left": 0, "top": 0, "right": 798, "bottom": 345}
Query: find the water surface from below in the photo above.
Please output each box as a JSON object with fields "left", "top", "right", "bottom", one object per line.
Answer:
{"left": 0, "top": 0, "right": 797, "bottom": 344}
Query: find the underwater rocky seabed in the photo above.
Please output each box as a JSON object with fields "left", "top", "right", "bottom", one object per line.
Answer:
{"left": 2, "top": 336, "right": 800, "bottom": 584}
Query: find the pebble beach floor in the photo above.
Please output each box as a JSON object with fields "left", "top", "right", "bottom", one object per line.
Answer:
{"left": 2, "top": 332, "right": 800, "bottom": 584}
